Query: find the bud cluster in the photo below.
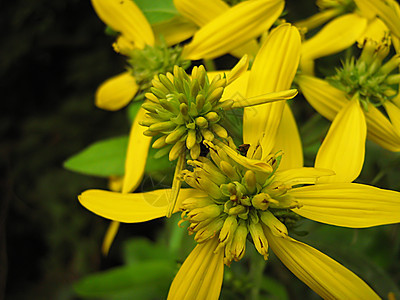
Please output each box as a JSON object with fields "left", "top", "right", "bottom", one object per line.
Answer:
{"left": 141, "top": 65, "right": 233, "bottom": 161}
{"left": 179, "top": 141, "right": 301, "bottom": 265}
{"left": 328, "top": 38, "right": 400, "bottom": 110}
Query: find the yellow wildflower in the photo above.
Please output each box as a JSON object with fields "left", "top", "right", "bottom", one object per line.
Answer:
{"left": 297, "top": 37, "right": 400, "bottom": 181}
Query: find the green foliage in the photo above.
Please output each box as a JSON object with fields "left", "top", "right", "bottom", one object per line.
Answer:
{"left": 133, "top": 0, "right": 178, "bottom": 24}
{"left": 63, "top": 136, "right": 128, "bottom": 177}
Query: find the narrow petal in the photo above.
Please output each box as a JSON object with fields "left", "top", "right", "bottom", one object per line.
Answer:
{"left": 101, "top": 221, "right": 120, "bottom": 255}
{"left": 274, "top": 167, "right": 334, "bottom": 186}
{"left": 232, "top": 89, "right": 298, "bottom": 108}
{"left": 297, "top": 75, "right": 348, "bottom": 121}
{"left": 272, "top": 104, "right": 303, "bottom": 170}
{"left": 290, "top": 183, "right": 400, "bottom": 228}
{"left": 357, "top": 0, "right": 400, "bottom": 38}
{"left": 354, "top": 0, "right": 378, "bottom": 19}
{"left": 78, "top": 188, "right": 206, "bottom": 223}
{"left": 95, "top": 72, "right": 138, "bottom": 111}
{"left": 122, "top": 107, "right": 152, "bottom": 193}
{"left": 152, "top": 16, "right": 197, "bottom": 46}
{"left": 315, "top": 97, "right": 367, "bottom": 183}
{"left": 383, "top": 101, "right": 400, "bottom": 136}
{"left": 91, "top": 0, "right": 154, "bottom": 48}
{"left": 264, "top": 228, "right": 380, "bottom": 299}
{"left": 294, "top": 8, "right": 341, "bottom": 30}
{"left": 243, "top": 24, "right": 301, "bottom": 156}
{"left": 168, "top": 238, "right": 224, "bottom": 300}
{"left": 301, "top": 13, "right": 367, "bottom": 61}
{"left": 182, "top": 0, "right": 284, "bottom": 60}
{"left": 365, "top": 104, "right": 400, "bottom": 151}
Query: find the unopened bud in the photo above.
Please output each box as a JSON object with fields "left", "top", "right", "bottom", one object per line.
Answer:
{"left": 249, "top": 222, "right": 269, "bottom": 260}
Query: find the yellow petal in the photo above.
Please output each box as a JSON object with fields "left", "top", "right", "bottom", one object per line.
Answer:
{"left": 365, "top": 104, "right": 400, "bottom": 151}
{"left": 173, "top": 0, "right": 229, "bottom": 27}
{"left": 122, "top": 107, "right": 152, "bottom": 193}
{"left": 383, "top": 101, "right": 400, "bottom": 137}
{"left": 264, "top": 228, "right": 380, "bottom": 299}
{"left": 78, "top": 188, "right": 206, "bottom": 223}
{"left": 272, "top": 103, "right": 303, "bottom": 170}
{"left": 232, "top": 89, "right": 298, "bottom": 108}
{"left": 354, "top": 0, "right": 378, "bottom": 19}
{"left": 91, "top": 0, "right": 154, "bottom": 48}
{"left": 297, "top": 75, "right": 348, "bottom": 121}
{"left": 226, "top": 55, "right": 249, "bottom": 85}
{"left": 152, "top": 16, "right": 197, "bottom": 46}
{"left": 182, "top": 0, "right": 284, "bottom": 60}
{"left": 243, "top": 24, "right": 301, "bottom": 156}
{"left": 290, "top": 183, "right": 400, "bottom": 228}
{"left": 274, "top": 167, "right": 334, "bottom": 186}
{"left": 315, "top": 97, "right": 367, "bottom": 183}
{"left": 95, "top": 72, "right": 138, "bottom": 111}
{"left": 168, "top": 238, "right": 224, "bottom": 300}
{"left": 294, "top": 8, "right": 342, "bottom": 30}
{"left": 357, "top": 18, "right": 389, "bottom": 44}
{"left": 101, "top": 221, "right": 120, "bottom": 255}
{"left": 357, "top": 0, "right": 400, "bottom": 38}
{"left": 301, "top": 13, "right": 367, "bottom": 61}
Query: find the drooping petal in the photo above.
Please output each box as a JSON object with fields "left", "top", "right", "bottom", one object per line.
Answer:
{"left": 232, "top": 89, "right": 298, "bottom": 108}
{"left": 243, "top": 24, "right": 301, "bottom": 156}
{"left": 383, "top": 101, "right": 400, "bottom": 137}
{"left": 315, "top": 97, "right": 367, "bottom": 183}
{"left": 78, "top": 188, "right": 206, "bottom": 223}
{"left": 91, "top": 0, "right": 154, "bottom": 49}
{"left": 365, "top": 103, "right": 400, "bottom": 151}
{"left": 122, "top": 107, "right": 152, "bottom": 193}
{"left": 290, "top": 183, "right": 400, "bottom": 228}
{"left": 182, "top": 0, "right": 284, "bottom": 60}
{"left": 357, "top": 0, "right": 400, "bottom": 38}
{"left": 168, "top": 238, "right": 224, "bottom": 300}
{"left": 272, "top": 103, "right": 303, "bottom": 170}
{"left": 101, "top": 221, "right": 120, "bottom": 255}
{"left": 301, "top": 13, "right": 367, "bottom": 61}
{"left": 264, "top": 228, "right": 380, "bottom": 299}
{"left": 297, "top": 75, "right": 348, "bottom": 120}
{"left": 354, "top": 0, "right": 377, "bottom": 19}
{"left": 274, "top": 167, "right": 334, "bottom": 186}
{"left": 95, "top": 72, "right": 138, "bottom": 111}
{"left": 152, "top": 16, "right": 197, "bottom": 46}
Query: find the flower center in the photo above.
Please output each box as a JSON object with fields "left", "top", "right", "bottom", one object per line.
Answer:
{"left": 327, "top": 38, "right": 400, "bottom": 110}
{"left": 179, "top": 142, "right": 301, "bottom": 265}
{"left": 127, "top": 42, "right": 190, "bottom": 98}
{"left": 141, "top": 65, "right": 233, "bottom": 161}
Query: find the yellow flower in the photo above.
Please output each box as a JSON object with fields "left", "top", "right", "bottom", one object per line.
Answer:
{"left": 297, "top": 0, "right": 400, "bottom": 74}
{"left": 297, "top": 38, "right": 400, "bottom": 181}
{"left": 91, "top": 0, "right": 196, "bottom": 111}
{"left": 78, "top": 137, "right": 400, "bottom": 299}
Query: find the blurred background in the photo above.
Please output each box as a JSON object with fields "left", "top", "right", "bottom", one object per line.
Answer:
{"left": 1, "top": 0, "right": 400, "bottom": 299}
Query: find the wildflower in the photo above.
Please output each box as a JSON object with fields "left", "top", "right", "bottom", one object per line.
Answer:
{"left": 297, "top": 0, "right": 400, "bottom": 74}
{"left": 297, "top": 38, "right": 400, "bottom": 181}
{"left": 91, "top": 0, "right": 195, "bottom": 111}
{"left": 141, "top": 55, "right": 297, "bottom": 216}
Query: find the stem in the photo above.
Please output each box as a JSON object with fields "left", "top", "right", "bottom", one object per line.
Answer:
{"left": 204, "top": 59, "right": 217, "bottom": 72}
{"left": 249, "top": 248, "right": 266, "bottom": 300}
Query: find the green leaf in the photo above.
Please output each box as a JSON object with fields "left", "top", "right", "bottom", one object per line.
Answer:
{"left": 133, "top": 0, "right": 178, "bottom": 24}
{"left": 123, "top": 237, "right": 175, "bottom": 265}
{"left": 74, "top": 260, "right": 175, "bottom": 298}
{"left": 64, "top": 136, "right": 128, "bottom": 177}
{"left": 144, "top": 147, "right": 174, "bottom": 179}
{"left": 127, "top": 100, "right": 142, "bottom": 123}
{"left": 260, "top": 277, "right": 289, "bottom": 300}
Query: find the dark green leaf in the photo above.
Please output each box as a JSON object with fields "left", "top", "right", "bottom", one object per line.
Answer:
{"left": 123, "top": 237, "right": 175, "bottom": 264}
{"left": 63, "top": 136, "right": 128, "bottom": 177}
{"left": 133, "top": 0, "right": 178, "bottom": 24}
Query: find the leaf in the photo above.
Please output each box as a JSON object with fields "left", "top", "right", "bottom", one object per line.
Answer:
{"left": 123, "top": 237, "right": 174, "bottom": 265}
{"left": 64, "top": 136, "right": 128, "bottom": 177}
{"left": 74, "top": 260, "right": 175, "bottom": 298}
{"left": 133, "top": 0, "right": 178, "bottom": 24}
{"left": 127, "top": 100, "right": 142, "bottom": 123}
{"left": 260, "top": 277, "right": 289, "bottom": 300}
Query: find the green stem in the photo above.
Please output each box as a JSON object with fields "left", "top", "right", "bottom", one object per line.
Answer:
{"left": 250, "top": 249, "right": 266, "bottom": 300}
{"left": 204, "top": 59, "right": 217, "bottom": 72}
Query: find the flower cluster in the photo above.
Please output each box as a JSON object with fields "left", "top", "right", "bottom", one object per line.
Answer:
{"left": 71, "top": 0, "right": 400, "bottom": 299}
